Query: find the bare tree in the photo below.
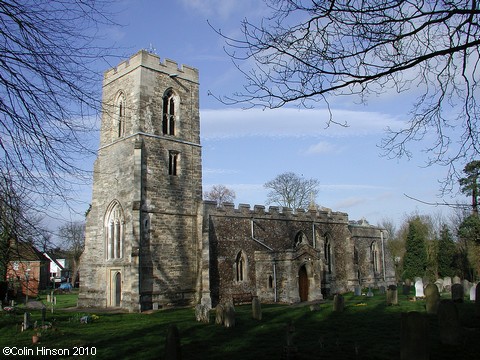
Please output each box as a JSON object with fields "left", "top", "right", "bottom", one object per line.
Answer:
{"left": 58, "top": 221, "right": 85, "bottom": 286}
{"left": 264, "top": 171, "right": 319, "bottom": 209}
{"left": 214, "top": 0, "right": 480, "bottom": 186}
{"left": 204, "top": 185, "right": 236, "bottom": 206}
{"left": 0, "top": 0, "right": 117, "bottom": 224}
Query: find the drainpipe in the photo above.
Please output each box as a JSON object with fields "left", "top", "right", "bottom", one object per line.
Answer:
{"left": 381, "top": 230, "right": 386, "bottom": 282}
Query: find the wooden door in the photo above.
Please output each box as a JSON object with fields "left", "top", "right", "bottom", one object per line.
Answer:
{"left": 299, "top": 265, "right": 309, "bottom": 302}
{"left": 114, "top": 272, "right": 121, "bottom": 307}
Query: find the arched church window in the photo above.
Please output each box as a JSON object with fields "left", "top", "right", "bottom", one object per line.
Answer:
{"left": 371, "top": 242, "right": 380, "bottom": 273}
{"left": 162, "top": 89, "right": 177, "bottom": 136}
{"left": 294, "top": 231, "right": 308, "bottom": 248}
{"left": 235, "top": 251, "right": 247, "bottom": 282}
{"left": 105, "top": 200, "right": 125, "bottom": 260}
{"left": 115, "top": 92, "right": 126, "bottom": 138}
{"left": 324, "top": 236, "right": 332, "bottom": 274}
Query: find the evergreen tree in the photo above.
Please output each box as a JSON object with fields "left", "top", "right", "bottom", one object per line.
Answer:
{"left": 402, "top": 217, "right": 428, "bottom": 280}
{"left": 437, "top": 224, "right": 456, "bottom": 277}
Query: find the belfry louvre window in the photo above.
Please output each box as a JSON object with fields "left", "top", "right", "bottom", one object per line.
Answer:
{"left": 162, "top": 90, "right": 176, "bottom": 135}
{"left": 169, "top": 151, "right": 179, "bottom": 176}
{"left": 105, "top": 201, "right": 124, "bottom": 259}
{"left": 116, "top": 92, "right": 126, "bottom": 138}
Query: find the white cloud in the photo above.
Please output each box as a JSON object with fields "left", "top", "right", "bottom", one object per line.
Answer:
{"left": 304, "top": 141, "right": 342, "bottom": 155}
{"left": 200, "top": 107, "right": 403, "bottom": 139}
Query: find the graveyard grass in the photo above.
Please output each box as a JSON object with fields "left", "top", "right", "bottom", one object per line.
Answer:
{"left": 1, "top": 290, "right": 479, "bottom": 359}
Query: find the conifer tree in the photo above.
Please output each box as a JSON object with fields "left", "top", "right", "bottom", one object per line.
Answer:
{"left": 437, "top": 224, "right": 456, "bottom": 277}
{"left": 402, "top": 217, "right": 428, "bottom": 280}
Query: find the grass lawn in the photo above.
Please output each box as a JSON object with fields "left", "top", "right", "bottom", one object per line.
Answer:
{"left": 1, "top": 290, "right": 479, "bottom": 359}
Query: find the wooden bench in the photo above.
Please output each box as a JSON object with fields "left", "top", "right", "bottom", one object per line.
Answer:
{"left": 232, "top": 293, "right": 253, "bottom": 306}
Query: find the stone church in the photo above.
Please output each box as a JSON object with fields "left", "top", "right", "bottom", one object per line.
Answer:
{"left": 78, "top": 51, "right": 395, "bottom": 312}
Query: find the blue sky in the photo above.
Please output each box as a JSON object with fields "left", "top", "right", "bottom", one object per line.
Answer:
{"left": 66, "top": 0, "right": 468, "bottom": 229}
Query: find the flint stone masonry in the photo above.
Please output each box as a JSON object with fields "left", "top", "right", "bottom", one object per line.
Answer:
{"left": 78, "top": 51, "right": 395, "bottom": 312}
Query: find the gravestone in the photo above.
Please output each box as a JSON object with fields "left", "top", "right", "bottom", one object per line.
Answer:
{"left": 470, "top": 283, "right": 476, "bottom": 301}
{"left": 415, "top": 279, "right": 425, "bottom": 299}
{"left": 41, "top": 307, "right": 46, "bottom": 325}
{"left": 195, "top": 304, "right": 210, "bottom": 323}
{"left": 164, "top": 324, "right": 181, "bottom": 360}
{"left": 476, "top": 283, "right": 480, "bottom": 316}
{"left": 451, "top": 283, "right": 464, "bottom": 303}
{"left": 379, "top": 286, "right": 386, "bottom": 295}
{"left": 437, "top": 300, "right": 462, "bottom": 346}
{"left": 333, "top": 294, "right": 344, "bottom": 312}
{"left": 434, "top": 279, "right": 444, "bottom": 293}
{"left": 400, "top": 312, "right": 428, "bottom": 360}
{"left": 215, "top": 304, "right": 224, "bottom": 325}
{"left": 452, "top": 275, "right": 461, "bottom": 284}
{"left": 424, "top": 283, "right": 440, "bottom": 314}
{"left": 405, "top": 279, "right": 412, "bottom": 287}
{"left": 386, "top": 285, "right": 398, "bottom": 306}
{"left": 443, "top": 277, "right": 452, "bottom": 292}
{"left": 22, "top": 312, "right": 31, "bottom": 331}
{"left": 403, "top": 283, "right": 411, "bottom": 296}
{"left": 367, "top": 287, "right": 374, "bottom": 297}
{"left": 224, "top": 304, "right": 235, "bottom": 328}
{"left": 462, "top": 280, "right": 471, "bottom": 296}
{"left": 252, "top": 296, "right": 262, "bottom": 320}
{"left": 354, "top": 285, "right": 361, "bottom": 296}
{"left": 284, "top": 321, "right": 297, "bottom": 360}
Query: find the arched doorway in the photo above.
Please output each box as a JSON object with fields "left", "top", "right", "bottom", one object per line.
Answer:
{"left": 298, "top": 265, "right": 309, "bottom": 302}
{"left": 114, "top": 272, "right": 121, "bottom": 307}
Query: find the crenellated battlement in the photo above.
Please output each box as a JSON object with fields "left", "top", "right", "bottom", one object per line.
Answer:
{"left": 203, "top": 200, "right": 349, "bottom": 223}
{"left": 104, "top": 50, "right": 198, "bottom": 84}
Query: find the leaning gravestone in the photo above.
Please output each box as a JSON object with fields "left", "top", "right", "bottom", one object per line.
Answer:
{"left": 386, "top": 285, "right": 398, "bottom": 306}
{"left": 164, "top": 324, "right": 181, "bottom": 360}
{"left": 443, "top": 276, "right": 452, "bottom": 292}
{"left": 252, "top": 296, "right": 262, "bottom": 320}
{"left": 452, "top": 275, "right": 461, "bottom": 285}
{"left": 400, "top": 312, "right": 428, "bottom": 360}
{"left": 470, "top": 283, "right": 477, "bottom": 302}
{"left": 434, "top": 279, "right": 444, "bottom": 293}
{"left": 415, "top": 279, "right": 425, "bottom": 299}
{"left": 215, "top": 304, "right": 224, "bottom": 325}
{"left": 333, "top": 294, "right": 344, "bottom": 312}
{"left": 437, "top": 300, "right": 462, "bottom": 346}
{"left": 451, "top": 283, "right": 464, "bottom": 303}
{"left": 424, "top": 283, "right": 440, "bottom": 315}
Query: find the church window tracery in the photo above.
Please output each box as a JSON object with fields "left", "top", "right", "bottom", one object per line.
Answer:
{"left": 105, "top": 200, "right": 125, "bottom": 259}
{"left": 162, "top": 89, "right": 177, "bottom": 135}
{"left": 235, "top": 251, "right": 247, "bottom": 282}
{"left": 115, "top": 92, "right": 126, "bottom": 138}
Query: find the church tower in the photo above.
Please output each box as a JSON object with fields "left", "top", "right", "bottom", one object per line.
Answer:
{"left": 78, "top": 51, "right": 203, "bottom": 311}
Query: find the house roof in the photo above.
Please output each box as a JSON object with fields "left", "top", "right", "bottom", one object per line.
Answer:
{"left": 8, "top": 240, "right": 49, "bottom": 262}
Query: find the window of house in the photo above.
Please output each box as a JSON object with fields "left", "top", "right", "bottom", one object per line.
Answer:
{"left": 162, "top": 89, "right": 176, "bottom": 135}
{"left": 168, "top": 151, "right": 179, "bottom": 176}
{"left": 235, "top": 251, "right": 247, "bottom": 282}
{"left": 105, "top": 200, "right": 124, "bottom": 259}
